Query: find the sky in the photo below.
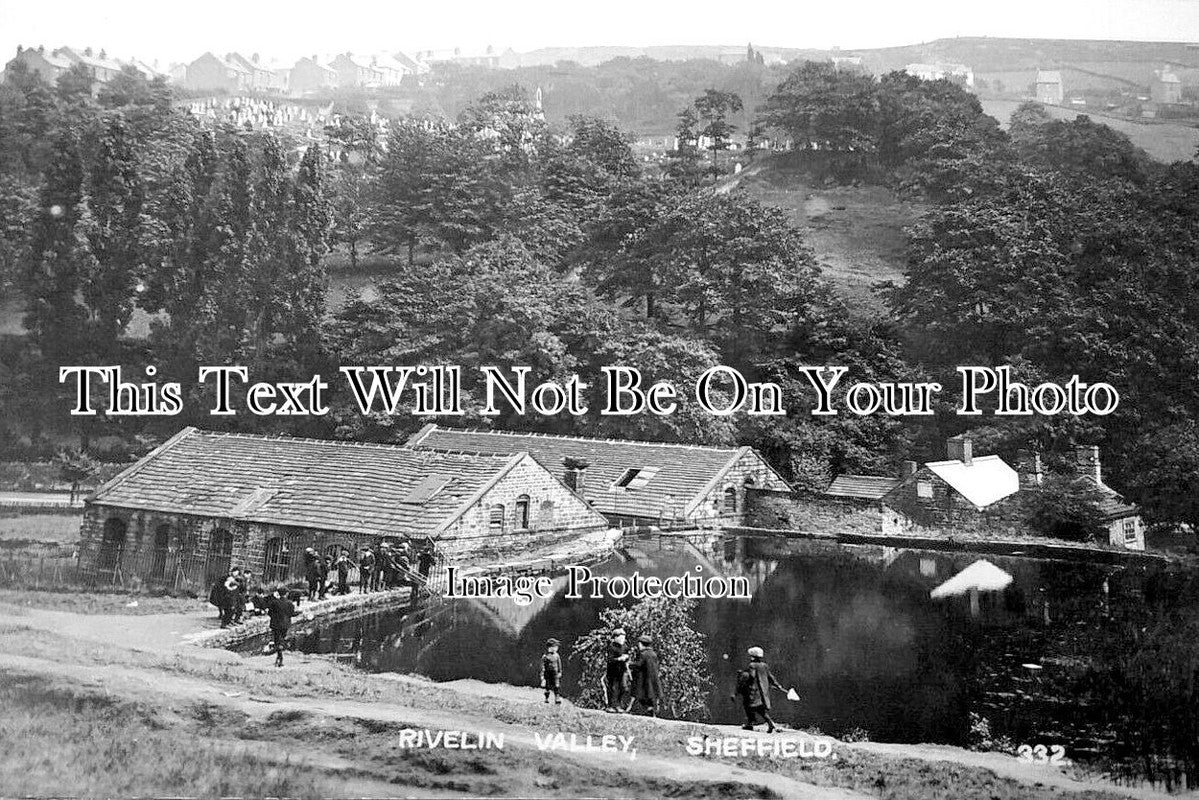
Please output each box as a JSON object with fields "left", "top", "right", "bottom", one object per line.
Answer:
{"left": 2, "top": 0, "right": 1198, "bottom": 66}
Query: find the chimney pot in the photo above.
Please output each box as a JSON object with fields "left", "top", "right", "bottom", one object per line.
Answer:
{"left": 900, "top": 460, "right": 918, "bottom": 479}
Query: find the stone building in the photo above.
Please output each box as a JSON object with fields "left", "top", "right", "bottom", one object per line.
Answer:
{"left": 79, "top": 427, "right": 608, "bottom": 591}
{"left": 406, "top": 424, "right": 790, "bottom": 527}
{"left": 1035, "top": 70, "right": 1065, "bottom": 104}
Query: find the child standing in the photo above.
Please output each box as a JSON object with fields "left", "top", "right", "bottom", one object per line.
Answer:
{"left": 541, "top": 637, "right": 563, "bottom": 705}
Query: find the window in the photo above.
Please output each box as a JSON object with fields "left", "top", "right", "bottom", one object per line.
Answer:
{"left": 206, "top": 528, "right": 234, "bottom": 584}
{"left": 97, "top": 518, "right": 127, "bottom": 572}
{"left": 264, "top": 536, "right": 291, "bottom": 583}
{"left": 489, "top": 504, "right": 505, "bottom": 532}
{"left": 1123, "top": 519, "right": 1138, "bottom": 545}
{"left": 722, "top": 486, "right": 738, "bottom": 513}
{"left": 515, "top": 495, "right": 531, "bottom": 530}
{"left": 539, "top": 499, "right": 555, "bottom": 528}
{"left": 614, "top": 467, "right": 659, "bottom": 489}
{"left": 916, "top": 480, "right": 934, "bottom": 499}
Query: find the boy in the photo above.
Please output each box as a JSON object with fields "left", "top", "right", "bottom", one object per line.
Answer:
{"left": 266, "top": 586, "right": 297, "bottom": 668}
{"left": 541, "top": 637, "right": 563, "bottom": 704}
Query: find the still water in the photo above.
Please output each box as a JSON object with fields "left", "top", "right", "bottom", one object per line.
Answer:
{"left": 246, "top": 532, "right": 1199, "bottom": 779}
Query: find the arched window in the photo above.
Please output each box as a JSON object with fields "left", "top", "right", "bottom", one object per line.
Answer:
{"left": 150, "top": 524, "right": 172, "bottom": 582}
{"left": 264, "top": 536, "right": 290, "bottom": 583}
{"left": 722, "top": 486, "right": 738, "bottom": 514}
{"left": 97, "top": 518, "right": 127, "bottom": 572}
{"left": 489, "top": 504, "right": 505, "bottom": 532}
{"left": 515, "top": 495, "right": 531, "bottom": 530}
{"left": 206, "top": 527, "right": 234, "bottom": 583}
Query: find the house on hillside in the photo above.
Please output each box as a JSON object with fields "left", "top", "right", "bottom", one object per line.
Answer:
{"left": 289, "top": 56, "right": 338, "bottom": 95}
{"left": 225, "top": 52, "right": 287, "bottom": 93}
{"left": 186, "top": 52, "right": 252, "bottom": 92}
{"left": 56, "top": 46, "right": 125, "bottom": 84}
{"left": 1152, "top": 67, "right": 1182, "bottom": 104}
{"left": 1035, "top": 70, "right": 1064, "bottom": 104}
{"left": 5, "top": 45, "right": 74, "bottom": 84}
{"left": 405, "top": 424, "right": 790, "bottom": 527}
{"left": 78, "top": 427, "right": 609, "bottom": 591}
{"left": 330, "top": 53, "right": 387, "bottom": 87}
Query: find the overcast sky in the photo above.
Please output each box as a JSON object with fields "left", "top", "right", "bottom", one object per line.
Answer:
{"left": 2, "top": 0, "right": 1198, "bottom": 66}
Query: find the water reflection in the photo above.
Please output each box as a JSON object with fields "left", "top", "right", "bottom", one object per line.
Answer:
{"left": 255, "top": 532, "right": 1198, "bottom": 781}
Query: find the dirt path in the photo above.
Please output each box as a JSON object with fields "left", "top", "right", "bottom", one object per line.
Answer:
{"left": 0, "top": 651, "right": 868, "bottom": 800}
{"left": 0, "top": 603, "right": 1182, "bottom": 799}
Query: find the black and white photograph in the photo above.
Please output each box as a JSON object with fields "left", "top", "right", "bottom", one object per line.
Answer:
{"left": 2, "top": 1, "right": 1199, "bottom": 797}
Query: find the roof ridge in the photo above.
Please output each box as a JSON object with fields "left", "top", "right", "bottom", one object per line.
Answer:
{"left": 191, "top": 429, "right": 516, "bottom": 459}
{"left": 427, "top": 424, "right": 741, "bottom": 452}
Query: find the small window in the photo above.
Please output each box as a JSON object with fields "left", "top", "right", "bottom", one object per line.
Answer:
{"left": 916, "top": 481, "right": 934, "bottom": 499}
{"left": 614, "top": 467, "right": 659, "bottom": 489}
{"left": 1123, "top": 519, "right": 1137, "bottom": 544}
{"left": 515, "top": 495, "right": 531, "bottom": 530}
{"left": 489, "top": 504, "right": 505, "bottom": 532}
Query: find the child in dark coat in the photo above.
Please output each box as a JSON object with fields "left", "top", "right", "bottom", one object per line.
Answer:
{"left": 541, "top": 637, "right": 563, "bottom": 704}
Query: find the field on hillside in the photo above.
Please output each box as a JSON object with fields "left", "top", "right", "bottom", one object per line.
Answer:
{"left": 981, "top": 100, "right": 1199, "bottom": 163}
{"left": 737, "top": 163, "right": 920, "bottom": 314}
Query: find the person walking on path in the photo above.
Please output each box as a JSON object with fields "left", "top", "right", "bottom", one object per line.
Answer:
{"left": 630, "top": 634, "right": 662, "bottom": 717}
{"left": 266, "top": 586, "right": 297, "bottom": 668}
{"left": 541, "top": 637, "right": 563, "bottom": 705}
{"left": 733, "top": 646, "right": 786, "bottom": 733}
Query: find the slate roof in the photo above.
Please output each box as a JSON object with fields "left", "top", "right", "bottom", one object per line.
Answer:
{"left": 89, "top": 427, "right": 531, "bottom": 537}
{"left": 406, "top": 424, "right": 784, "bottom": 519}
{"left": 1078, "top": 476, "right": 1140, "bottom": 520}
{"left": 826, "top": 475, "right": 901, "bottom": 500}
{"left": 926, "top": 455, "right": 1020, "bottom": 509}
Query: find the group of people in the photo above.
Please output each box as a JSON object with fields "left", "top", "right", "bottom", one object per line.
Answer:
{"left": 599, "top": 628, "right": 662, "bottom": 716}
{"left": 303, "top": 541, "right": 437, "bottom": 599}
{"left": 538, "top": 632, "right": 787, "bottom": 732}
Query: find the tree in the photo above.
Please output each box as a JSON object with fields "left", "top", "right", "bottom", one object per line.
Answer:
{"left": 1123, "top": 422, "right": 1199, "bottom": 537}
{"left": 82, "top": 112, "right": 145, "bottom": 357}
{"left": 54, "top": 447, "right": 99, "bottom": 504}
{"left": 759, "top": 61, "right": 879, "bottom": 156}
{"left": 665, "top": 105, "right": 705, "bottom": 188}
{"left": 570, "top": 596, "right": 712, "bottom": 720}
{"left": 1018, "top": 474, "right": 1108, "bottom": 542}
{"left": 325, "top": 115, "right": 380, "bottom": 270}
{"left": 692, "top": 89, "right": 743, "bottom": 182}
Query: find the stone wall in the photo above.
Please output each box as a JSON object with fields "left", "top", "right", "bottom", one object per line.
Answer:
{"left": 688, "top": 449, "right": 789, "bottom": 527}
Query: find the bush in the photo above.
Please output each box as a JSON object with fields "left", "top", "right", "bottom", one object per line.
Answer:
{"left": 569, "top": 595, "right": 712, "bottom": 720}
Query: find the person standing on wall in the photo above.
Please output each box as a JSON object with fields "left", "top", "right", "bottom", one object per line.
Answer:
{"left": 359, "top": 546, "right": 375, "bottom": 594}
{"left": 266, "top": 586, "right": 297, "bottom": 667}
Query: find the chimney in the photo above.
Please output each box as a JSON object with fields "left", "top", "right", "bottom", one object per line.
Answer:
{"left": 1015, "top": 449, "right": 1044, "bottom": 488}
{"left": 899, "top": 460, "right": 918, "bottom": 479}
{"left": 1075, "top": 445, "right": 1101, "bottom": 484}
{"left": 947, "top": 434, "right": 973, "bottom": 466}
{"left": 563, "top": 457, "right": 589, "bottom": 495}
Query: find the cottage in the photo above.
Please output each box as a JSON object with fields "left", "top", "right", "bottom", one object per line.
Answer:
{"left": 4, "top": 46, "right": 74, "bottom": 84}
{"left": 79, "top": 427, "right": 608, "bottom": 591}
{"left": 1152, "top": 67, "right": 1182, "bottom": 104}
{"left": 405, "top": 425, "right": 789, "bottom": 527}
{"left": 1068, "top": 446, "right": 1145, "bottom": 550}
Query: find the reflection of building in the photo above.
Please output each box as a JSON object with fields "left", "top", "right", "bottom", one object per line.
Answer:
{"left": 407, "top": 425, "right": 790, "bottom": 527}
{"left": 1035, "top": 70, "right": 1064, "bottom": 104}
{"left": 78, "top": 427, "right": 608, "bottom": 591}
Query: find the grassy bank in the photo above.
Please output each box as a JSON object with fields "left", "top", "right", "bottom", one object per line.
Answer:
{"left": 0, "top": 621, "right": 1140, "bottom": 800}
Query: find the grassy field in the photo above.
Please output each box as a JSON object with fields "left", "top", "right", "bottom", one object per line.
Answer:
{"left": 0, "top": 512, "right": 82, "bottom": 545}
{"left": 738, "top": 162, "right": 920, "bottom": 314}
